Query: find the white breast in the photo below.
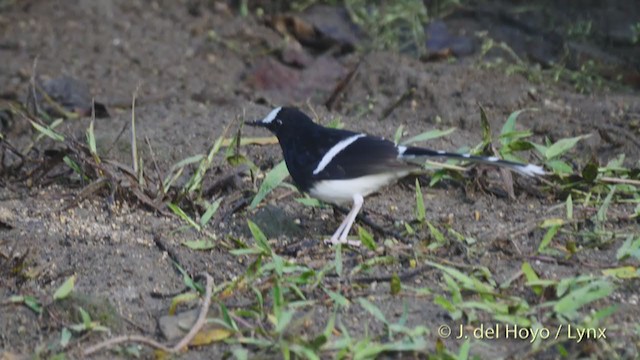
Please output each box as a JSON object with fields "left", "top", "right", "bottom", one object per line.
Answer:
{"left": 309, "top": 171, "right": 410, "bottom": 204}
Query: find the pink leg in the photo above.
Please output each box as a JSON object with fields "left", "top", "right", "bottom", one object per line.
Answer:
{"left": 324, "top": 194, "right": 364, "bottom": 247}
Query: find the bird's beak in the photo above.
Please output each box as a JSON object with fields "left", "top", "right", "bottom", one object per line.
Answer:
{"left": 245, "top": 120, "right": 265, "bottom": 127}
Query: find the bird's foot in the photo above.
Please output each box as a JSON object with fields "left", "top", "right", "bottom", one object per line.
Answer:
{"left": 324, "top": 237, "right": 361, "bottom": 247}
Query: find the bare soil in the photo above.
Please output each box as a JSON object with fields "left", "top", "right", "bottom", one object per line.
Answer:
{"left": 1, "top": 1, "right": 639, "bottom": 359}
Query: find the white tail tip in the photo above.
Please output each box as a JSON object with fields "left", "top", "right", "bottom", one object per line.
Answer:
{"left": 517, "top": 164, "right": 546, "bottom": 177}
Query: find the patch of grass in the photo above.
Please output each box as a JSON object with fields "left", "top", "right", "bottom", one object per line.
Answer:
{"left": 217, "top": 221, "right": 437, "bottom": 358}
{"left": 345, "top": 0, "right": 428, "bottom": 56}
{"left": 476, "top": 31, "right": 623, "bottom": 93}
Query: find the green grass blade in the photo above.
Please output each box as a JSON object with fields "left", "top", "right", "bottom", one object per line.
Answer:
{"left": 538, "top": 225, "right": 560, "bottom": 253}
{"left": 250, "top": 160, "right": 289, "bottom": 209}
{"left": 479, "top": 104, "right": 491, "bottom": 149}
{"left": 30, "top": 120, "right": 65, "bottom": 142}
{"left": 167, "top": 203, "right": 201, "bottom": 231}
{"left": 553, "top": 279, "right": 614, "bottom": 315}
{"left": 182, "top": 239, "right": 216, "bottom": 250}
{"left": 415, "top": 179, "right": 425, "bottom": 222}
{"left": 544, "top": 134, "right": 590, "bottom": 159}
{"left": 357, "top": 298, "right": 387, "bottom": 324}
{"left": 86, "top": 119, "right": 98, "bottom": 158}
{"left": 400, "top": 127, "right": 456, "bottom": 146}
{"left": 186, "top": 135, "right": 225, "bottom": 194}
{"left": 596, "top": 186, "right": 616, "bottom": 224}
{"left": 247, "top": 219, "right": 271, "bottom": 255}
{"left": 200, "top": 197, "right": 223, "bottom": 227}
{"left": 393, "top": 124, "right": 405, "bottom": 144}
{"left": 500, "top": 108, "right": 537, "bottom": 144}
{"left": 53, "top": 275, "right": 76, "bottom": 300}
{"left": 357, "top": 226, "right": 376, "bottom": 250}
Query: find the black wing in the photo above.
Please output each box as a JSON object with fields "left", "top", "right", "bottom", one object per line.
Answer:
{"left": 281, "top": 125, "right": 414, "bottom": 191}
{"left": 310, "top": 134, "right": 415, "bottom": 180}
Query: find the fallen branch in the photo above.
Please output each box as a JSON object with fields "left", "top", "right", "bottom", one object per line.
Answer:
{"left": 83, "top": 272, "right": 214, "bottom": 357}
{"left": 599, "top": 176, "right": 640, "bottom": 186}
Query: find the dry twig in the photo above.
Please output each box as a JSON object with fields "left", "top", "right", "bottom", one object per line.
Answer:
{"left": 83, "top": 272, "right": 214, "bottom": 357}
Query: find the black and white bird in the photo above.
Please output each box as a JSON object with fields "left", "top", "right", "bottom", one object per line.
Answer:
{"left": 247, "top": 107, "right": 544, "bottom": 246}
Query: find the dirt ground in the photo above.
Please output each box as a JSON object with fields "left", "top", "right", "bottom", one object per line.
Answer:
{"left": 1, "top": 0, "right": 639, "bottom": 359}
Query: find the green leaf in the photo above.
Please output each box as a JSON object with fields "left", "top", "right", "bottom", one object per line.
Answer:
{"left": 616, "top": 235, "right": 640, "bottom": 260}
{"left": 443, "top": 273, "right": 462, "bottom": 303}
{"left": 78, "top": 306, "right": 92, "bottom": 326}
{"left": 427, "top": 222, "right": 446, "bottom": 244}
{"left": 295, "top": 198, "right": 324, "bottom": 207}
{"left": 247, "top": 220, "right": 271, "bottom": 255}
{"left": 54, "top": 275, "right": 76, "bottom": 300}
{"left": 168, "top": 292, "right": 199, "bottom": 315}
{"left": 500, "top": 110, "right": 521, "bottom": 137}
{"left": 186, "top": 135, "right": 225, "bottom": 194}
{"left": 273, "top": 254, "right": 284, "bottom": 276}
{"left": 60, "top": 328, "right": 72, "bottom": 348}
{"left": 457, "top": 339, "right": 471, "bottom": 360}
{"left": 175, "top": 263, "right": 203, "bottom": 293}
{"left": 404, "top": 222, "right": 415, "bottom": 235}
{"left": 434, "top": 295, "right": 461, "bottom": 320}
{"left": 553, "top": 280, "right": 614, "bottom": 315}
{"left": 478, "top": 104, "right": 491, "bottom": 148}
{"left": 200, "top": 197, "right": 223, "bottom": 227}
{"left": 250, "top": 161, "right": 289, "bottom": 208}
{"left": 168, "top": 203, "right": 201, "bottom": 231}
{"left": 428, "top": 170, "right": 448, "bottom": 187}
{"left": 425, "top": 260, "right": 494, "bottom": 294}
{"left": 596, "top": 186, "right": 616, "bottom": 224}
{"left": 415, "top": 179, "right": 425, "bottom": 222}
{"left": 500, "top": 109, "right": 536, "bottom": 144}
{"left": 289, "top": 344, "right": 320, "bottom": 360}
{"left": 566, "top": 195, "right": 573, "bottom": 220}
{"left": 538, "top": 225, "right": 560, "bottom": 253}
{"left": 357, "top": 226, "right": 376, "bottom": 250}
{"left": 602, "top": 266, "right": 638, "bottom": 279}
{"left": 169, "top": 154, "right": 205, "bottom": 171}
{"left": 400, "top": 127, "right": 456, "bottom": 146}
{"left": 86, "top": 120, "right": 98, "bottom": 156}
{"left": 521, "top": 262, "right": 542, "bottom": 296}
{"left": 272, "top": 282, "right": 283, "bottom": 318}
{"left": 229, "top": 248, "right": 264, "bottom": 256}
{"left": 182, "top": 239, "right": 216, "bottom": 250}
{"left": 62, "top": 156, "right": 87, "bottom": 180}
{"left": 324, "top": 288, "right": 350, "bottom": 307}
{"left": 545, "top": 159, "right": 574, "bottom": 174}
{"left": 30, "top": 120, "right": 65, "bottom": 141}
{"left": 218, "top": 303, "right": 239, "bottom": 331}
{"left": 357, "top": 298, "right": 387, "bottom": 324}
{"left": 275, "top": 309, "right": 295, "bottom": 334}
{"left": 393, "top": 124, "right": 405, "bottom": 144}
{"left": 11, "top": 295, "right": 43, "bottom": 314}
{"left": 231, "top": 347, "right": 249, "bottom": 360}
{"left": 581, "top": 159, "right": 599, "bottom": 183}
{"left": 540, "top": 218, "right": 565, "bottom": 228}
{"left": 544, "top": 135, "right": 590, "bottom": 159}
{"left": 390, "top": 273, "right": 401, "bottom": 295}
{"left": 531, "top": 142, "right": 548, "bottom": 156}
{"left": 326, "top": 116, "right": 344, "bottom": 129}
{"left": 503, "top": 139, "right": 534, "bottom": 152}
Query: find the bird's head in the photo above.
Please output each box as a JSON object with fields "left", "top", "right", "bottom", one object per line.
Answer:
{"left": 245, "top": 107, "right": 314, "bottom": 136}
